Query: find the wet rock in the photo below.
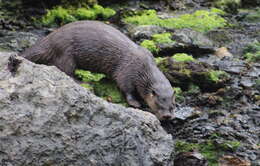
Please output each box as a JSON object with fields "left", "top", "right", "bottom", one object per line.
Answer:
{"left": 210, "top": 57, "right": 247, "bottom": 74}
{"left": 127, "top": 25, "right": 166, "bottom": 41}
{"left": 0, "top": 52, "right": 174, "bottom": 166}
{"left": 174, "top": 151, "right": 208, "bottom": 166}
{"left": 240, "top": 77, "right": 255, "bottom": 88}
{"left": 175, "top": 107, "right": 200, "bottom": 120}
{"left": 160, "top": 28, "right": 215, "bottom": 56}
{"left": 0, "top": 30, "right": 40, "bottom": 52}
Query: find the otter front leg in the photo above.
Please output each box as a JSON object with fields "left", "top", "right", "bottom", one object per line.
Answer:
{"left": 125, "top": 93, "right": 142, "bottom": 108}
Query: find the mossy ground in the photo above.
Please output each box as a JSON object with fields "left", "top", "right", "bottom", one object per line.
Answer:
{"left": 157, "top": 55, "right": 230, "bottom": 91}
{"left": 175, "top": 139, "right": 241, "bottom": 166}
{"left": 243, "top": 41, "right": 260, "bottom": 62}
{"left": 42, "top": 4, "right": 116, "bottom": 26}
{"left": 140, "top": 40, "right": 159, "bottom": 53}
{"left": 124, "top": 8, "right": 227, "bottom": 32}
{"left": 140, "top": 33, "right": 175, "bottom": 53}
{"left": 75, "top": 69, "right": 127, "bottom": 105}
{"left": 152, "top": 33, "right": 174, "bottom": 44}
{"left": 172, "top": 53, "right": 195, "bottom": 62}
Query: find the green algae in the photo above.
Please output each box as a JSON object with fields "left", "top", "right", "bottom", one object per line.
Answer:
{"left": 75, "top": 69, "right": 126, "bottom": 105}
{"left": 140, "top": 33, "right": 175, "bottom": 53}
{"left": 175, "top": 140, "right": 241, "bottom": 166}
{"left": 152, "top": 33, "right": 174, "bottom": 44}
{"left": 42, "top": 4, "right": 116, "bottom": 26}
{"left": 140, "top": 40, "right": 159, "bottom": 53}
{"left": 172, "top": 53, "right": 195, "bottom": 62}
{"left": 75, "top": 69, "right": 105, "bottom": 82}
{"left": 124, "top": 8, "right": 227, "bottom": 32}
{"left": 243, "top": 41, "right": 260, "bottom": 62}
{"left": 93, "top": 79, "right": 127, "bottom": 105}
{"left": 207, "top": 70, "right": 229, "bottom": 83}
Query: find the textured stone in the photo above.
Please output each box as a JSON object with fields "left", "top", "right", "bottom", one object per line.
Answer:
{"left": 0, "top": 52, "right": 174, "bottom": 166}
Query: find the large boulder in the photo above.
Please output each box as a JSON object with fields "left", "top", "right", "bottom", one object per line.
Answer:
{"left": 0, "top": 52, "right": 174, "bottom": 166}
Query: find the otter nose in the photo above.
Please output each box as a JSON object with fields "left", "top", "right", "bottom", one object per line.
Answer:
{"left": 161, "top": 114, "right": 174, "bottom": 121}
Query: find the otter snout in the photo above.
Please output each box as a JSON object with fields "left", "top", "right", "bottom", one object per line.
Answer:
{"left": 157, "top": 109, "right": 175, "bottom": 121}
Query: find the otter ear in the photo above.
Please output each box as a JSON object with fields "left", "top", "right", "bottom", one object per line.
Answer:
{"left": 172, "top": 95, "right": 176, "bottom": 104}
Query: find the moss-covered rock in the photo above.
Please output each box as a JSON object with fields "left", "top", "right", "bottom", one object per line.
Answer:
{"left": 172, "top": 53, "right": 195, "bottom": 62}
{"left": 243, "top": 41, "right": 260, "bottom": 62}
{"left": 75, "top": 69, "right": 126, "bottom": 105}
{"left": 140, "top": 32, "right": 175, "bottom": 53}
{"left": 124, "top": 8, "right": 227, "bottom": 32}
{"left": 175, "top": 140, "right": 241, "bottom": 166}
{"left": 93, "top": 79, "right": 127, "bottom": 105}
{"left": 157, "top": 56, "right": 230, "bottom": 91}
{"left": 173, "top": 87, "right": 185, "bottom": 102}
{"left": 41, "top": 4, "right": 116, "bottom": 26}
{"left": 152, "top": 33, "right": 174, "bottom": 44}
{"left": 140, "top": 40, "right": 159, "bottom": 53}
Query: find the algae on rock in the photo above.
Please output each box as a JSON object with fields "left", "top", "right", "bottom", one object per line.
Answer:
{"left": 124, "top": 8, "right": 227, "bottom": 32}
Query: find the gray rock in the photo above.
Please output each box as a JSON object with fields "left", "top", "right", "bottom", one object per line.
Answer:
{"left": 0, "top": 30, "right": 40, "bottom": 52}
{"left": 174, "top": 151, "right": 208, "bottom": 166}
{"left": 127, "top": 25, "right": 166, "bottom": 41}
{"left": 0, "top": 52, "right": 174, "bottom": 166}
{"left": 158, "top": 28, "right": 216, "bottom": 56}
{"left": 175, "top": 107, "right": 200, "bottom": 120}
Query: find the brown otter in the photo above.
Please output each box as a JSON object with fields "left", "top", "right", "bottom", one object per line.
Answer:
{"left": 21, "top": 21, "right": 175, "bottom": 120}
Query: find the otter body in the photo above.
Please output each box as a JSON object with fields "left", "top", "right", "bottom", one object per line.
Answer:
{"left": 21, "top": 21, "right": 175, "bottom": 120}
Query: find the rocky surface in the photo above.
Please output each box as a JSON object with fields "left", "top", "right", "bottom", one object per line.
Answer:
{"left": 0, "top": 52, "right": 174, "bottom": 166}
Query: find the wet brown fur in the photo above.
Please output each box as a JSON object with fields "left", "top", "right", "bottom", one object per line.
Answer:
{"left": 21, "top": 21, "right": 175, "bottom": 120}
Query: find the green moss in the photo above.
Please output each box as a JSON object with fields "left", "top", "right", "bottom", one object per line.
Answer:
{"left": 75, "top": 69, "right": 105, "bottom": 82}
{"left": 75, "top": 69, "right": 126, "bottom": 105}
{"left": 243, "top": 41, "right": 260, "bottom": 62}
{"left": 220, "top": 141, "right": 241, "bottom": 151}
{"left": 152, "top": 33, "right": 174, "bottom": 44}
{"left": 207, "top": 70, "right": 229, "bottom": 83}
{"left": 94, "top": 79, "right": 127, "bottom": 104}
{"left": 155, "top": 57, "right": 167, "bottom": 65}
{"left": 175, "top": 140, "right": 241, "bottom": 166}
{"left": 244, "top": 51, "right": 260, "bottom": 62}
{"left": 81, "top": 83, "right": 94, "bottom": 91}
{"left": 173, "top": 87, "right": 184, "bottom": 102}
{"left": 124, "top": 8, "right": 227, "bottom": 32}
{"left": 186, "top": 84, "right": 200, "bottom": 95}
{"left": 210, "top": 7, "right": 227, "bottom": 15}
{"left": 172, "top": 53, "right": 195, "bottom": 62}
{"left": 102, "top": 8, "right": 116, "bottom": 19}
{"left": 42, "top": 6, "right": 76, "bottom": 26}
{"left": 75, "top": 8, "right": 97, "bottom": 20}
{"left": 140, "top": 40, "right": 159, "bottom": 53}
{"left": 41, "top": 5, "right": 116, "bottom": 26}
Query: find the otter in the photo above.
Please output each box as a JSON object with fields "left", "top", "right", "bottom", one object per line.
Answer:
{"left": 21, "top": 21, "right": 175, "bottom": 121}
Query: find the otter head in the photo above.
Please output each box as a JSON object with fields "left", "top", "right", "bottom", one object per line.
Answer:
{"left": 143, "top": 81, "right": 175, "bottom": 121}
{"left": 136, "top": 47, "right": 175, "bottom": 121}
